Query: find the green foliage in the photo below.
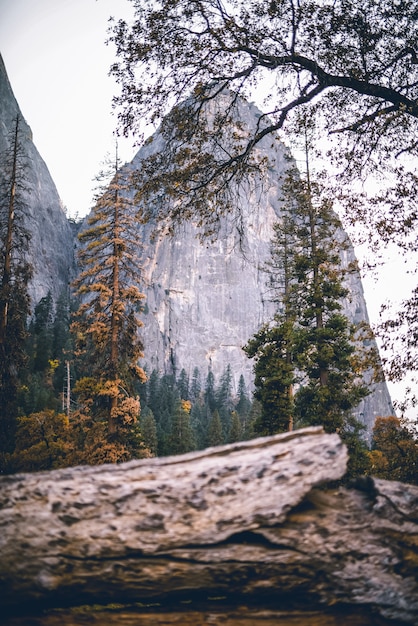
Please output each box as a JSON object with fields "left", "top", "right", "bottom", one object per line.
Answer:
{"left": 207, "top": 410, "right": 224, "bottom": 447}
{"left": 16, "top": 291, "right": 74, "bottom": 421}
{"left": 140, "top": 407, "right": 158, "bottom": 456}
{"left": 138, "top": 365, "right": 256, "bottom": 456}
{"left": 168, "top": 400, "right": 196, "bottom": 455}
{"left": 0, "top": 115, "right": 33, "bottom": 470}
{"left": 245, "top": 150, "right": 378, "bottom": 465}
{"left": 244, "top": 321, "right": 295, "bottom": 435}
{"left": 229, "top": 411, "right": 242, "bottom": 443}
{"left": 294, "top": 314, "right": 370, "bottom": 433}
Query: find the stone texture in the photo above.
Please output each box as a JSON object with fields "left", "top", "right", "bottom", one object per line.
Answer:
{"left": 0, "top": 427, "right": 417, "bottom": 624}
{"left": 0, "top": 53, "right": 74, "bottom": 306}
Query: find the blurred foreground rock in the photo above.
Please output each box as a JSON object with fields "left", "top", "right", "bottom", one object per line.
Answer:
{"left": 0, "top": 427, "right": 417, "bottom": 624}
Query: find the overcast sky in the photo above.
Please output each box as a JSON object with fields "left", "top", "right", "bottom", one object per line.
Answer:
{"left": 0, "top": 0, "right": 416, "bottom": 413}
{"left": 0, "top": 0, "right": 135, "bottom": 218}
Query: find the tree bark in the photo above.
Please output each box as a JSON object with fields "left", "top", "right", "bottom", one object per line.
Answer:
{"left": 0, "top": 427, "right": 417, "bottom": 624}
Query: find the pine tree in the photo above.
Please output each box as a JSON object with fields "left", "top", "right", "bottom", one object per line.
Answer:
{"left": 146, "top": 369, "right": 160, "bottom": 417}
{"left": 229, "top": 411, "right": 242, "bottom": 443}
{"left": 139, "top": 407, "right": 158, "bottom": 456}
{"left": 285, "top": 134, "right": 374, "bottom": 434}
{"left": 216, "top": 364, "right": 234, "bottom": 439}
{"left": 49, "top": 290, "right": 75, "bottom": 412}
{"left": 190, "top": 367, "right": 202, "bottom": 400}
{"left": 246, "top": 124, "right": 379, "bottom": 450}
{"left": 72, "top": 147, "right": 146, "bottom": 456}
{"left": 236, "top": 375, "right": 250, "bottom": 412}
{"left": 190, "top": 400, "right": 206, "bottom": 450}
{"left": 207, "top": 410, "right": 224, "bottom": 447}
{"left": 177, "top": 368, "right": 189, "bottom": 400}
{"left": 244, "top": 200, "right": 298, "bottom": 434}
{"left": 0, "top": 115, "right": 32, "bottom": 470}
{"left": 204, "top": 369, "right": 217, "bottom": 413}
{"left": 32, "top": 292, "right": 54, "bottom": 372}
{"left": 168, "top": 399, "right": 195, "bottom": 455}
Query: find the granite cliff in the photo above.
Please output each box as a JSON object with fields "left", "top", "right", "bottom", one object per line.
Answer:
{"left": 124, "top": 92, "right": 393, "bottom": 436}
{"left": 0, "top": 54, "right": 74, "bottom": 305}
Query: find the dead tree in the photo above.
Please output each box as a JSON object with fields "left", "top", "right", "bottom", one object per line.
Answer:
{"left": 0, "top": 426, "right": 417, "bottom": 624}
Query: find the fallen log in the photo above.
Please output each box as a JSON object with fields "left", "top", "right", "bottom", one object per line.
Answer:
{"left": 0, "top": 426, "right": 417, "bottom": 624}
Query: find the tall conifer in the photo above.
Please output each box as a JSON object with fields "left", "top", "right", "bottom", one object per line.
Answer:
{"left": 246, "top": 121, "right": 380, "bottom": 445}
{"left": 0, "top": 115, "right": 32, "bottom": 470}
{"left": 72, "top": 146, "right": 146, "bottom": 454}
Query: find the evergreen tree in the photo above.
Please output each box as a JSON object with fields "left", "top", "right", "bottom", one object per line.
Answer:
{"left": 244, "top": 321, "right": 296, "bottom": 435}
{"left": 168, "top": 399, "right": 195, "bottom": 455}
{"left": 216, "top": 364, "right": 233, "bottom": 407}
{"left": 32, "top": 292, "right": 54, "bottom": 372}
{"left": 285, "top": 135, "right": 375, "bottom": 434}
{"left": 139, "top": 406, "right": 158, "bottom": 456}
{"left": 51, "top": 290, "right": 73, "bottom": 398}
{"left": 72, "top": 147, "right": 146, "bottom": 457}
{"left": 229, "top": 411, "right": 242, "bottom": 443}
{"left": 154, "top": 374, "right": 179, "bottom": 456}
{"left": 0, "top": 115, "right": 32, "bottom": 470}
{"left": 216, "top": 364, "right": 234, "bottom": 440}
{"left": 235, "top": 374, "right": 252, "bottom": 436}
{"left": 207, "top": 409, "right": 224, "bottom": 447}
{"left": 190, "top": 400, "right": 207, "bottom": 450}
{"left": 244, "top": 400, "right": 261, "bottom": 441}
{"left": 246, "top": 127, "right": 379, "bottom": 452}
{"left": 190, "top": 367, "right": 202, "bottom": 400}
{"left": 177, "top": 368, "right": 189, "bottom": 400}
{"left": 236, "top": 375, "right": 251, "bottom": 416}
{"left": 204, "top": 369, "right": 217, "bottom": 413}
{"left": 146, "top": 369, "right": 161, "bottom": 417}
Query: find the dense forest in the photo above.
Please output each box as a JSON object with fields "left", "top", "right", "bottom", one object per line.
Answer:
{"left": 3, "top": 289, "right": 417, "bottom": 484}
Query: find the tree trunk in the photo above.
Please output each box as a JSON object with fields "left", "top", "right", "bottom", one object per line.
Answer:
{"left": 0, "top": 115, "right": 18, "bottom": 346}
{"left": 0, "top": 427, "right": 417, "bottom": 624}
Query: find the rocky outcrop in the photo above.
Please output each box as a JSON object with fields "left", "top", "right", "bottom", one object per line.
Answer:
{"left": 0, "top": 53, "right": 74, "bottom": 306}
{"left": 0, "top": 427, "right": 417, "bottom": 624}
{"left": 127, "top": 93, "right": 393, "bottom": 435}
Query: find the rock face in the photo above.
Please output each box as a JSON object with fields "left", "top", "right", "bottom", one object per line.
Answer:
{"left": 1, "top": 427, "right": 417, "bottom": 624}
{"left": 126, "top": 93, "right": 393, "bottom": 436}
{"left": 0, "top": 53, "right": 74, "bottom": 306}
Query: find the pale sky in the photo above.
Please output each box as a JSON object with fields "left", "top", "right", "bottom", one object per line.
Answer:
{"left": 0, "top": 0, "right": 135, "bottom": 218}
{"left": 0, "top": 0, "right": 416, "bottom": 414}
